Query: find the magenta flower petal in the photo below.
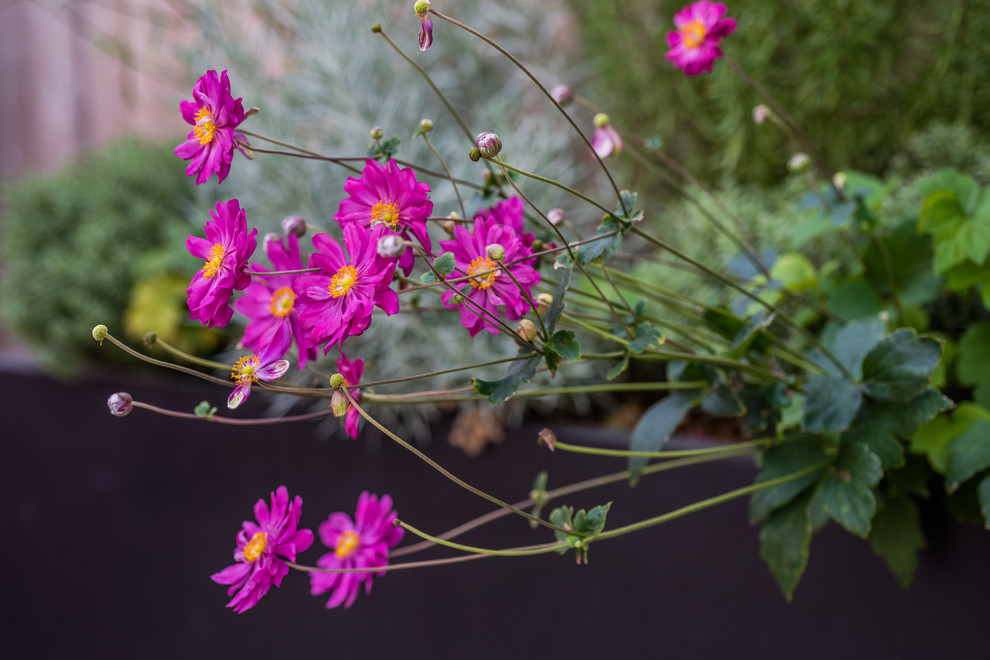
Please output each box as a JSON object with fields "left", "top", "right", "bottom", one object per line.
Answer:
{"left": 336, "top": 352, "right": 365, "bottom": 440}
{"left": 175, "top": 70, "right": 247, "bottom": 184}
{"left": 666, "top": 1, "right": 736, "bottom": 76}
{"left": 227, "top": 323, "right": 292, "bottom": 409}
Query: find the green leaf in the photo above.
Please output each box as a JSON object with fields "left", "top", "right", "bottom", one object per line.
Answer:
{"left": 932, "top": 216, "right": 990, "bottom": 274}
{"left": 956, "top": 322, "right": 990, "bottom": 387}
{"left": 819, "top": 316, "right": 886, "bottom": 379}
{"left": 759, "top": 489, "right": 814, "bottom": 602}
{"left": 750, "top": 439, "right": 830, "bottom": 522}
{"left": 433, "top": 251, "right": 455, "bottom": 277}
{"left": 979, "top": 475, "right": 990, "bottom": 529}
{"left": 945, "top": 419, "right": 990, "bottom": 492}
{"left": 823, "top": 278, "right": 885, "bottom": 321}
{"left": 861, "top": 330, "right": 942, "bottom": 402}
{"left": 577, "top": 215, "right": 622, "bottom": 265}
{"left": 615, "top": 190, "right": 644, "bottom": 224}
{"left": 822, "top": 442, "right": 884, "bottom": 537}
{"left": 869, "top": 496, "right": 925, "bottom": 589}
{"left": 628, "top": 391, "right": 699, "bottom": 484}
{"left": 605, "top": 352, "right": 630, "bottom": 380}
{"left": 802, "top": 375, "right": 863, "bottom": 433}
{"left": 918, "top": 189, "right": 966, "bottom": 239}
{"left": 910, "top": 402, "right": 990, "bottom": 473}
{"left": 844, "top": 388, "right": 953, "bottom": 469}
{"left": 544, "top": 330, "right": 580, "bottom": 373}
{"left": 543, "top": 268, "right": 572, "bottom": 333}
{"left": 770, "top": 252, "right": 817, "bottom": 292}
{"left": 194, "top": 401, "right": 217, "bottom": 419}
{"left": 550, "top": 503, "right": 611, "bottom": 564}
{"left": 700, "top": 382, "right": 746, "bottom": 417}
{"left": 472, "top": 353, "right": 541, "bottom": 403}
{"left": 628, "top": 321, "right": 662, "bottom": 354}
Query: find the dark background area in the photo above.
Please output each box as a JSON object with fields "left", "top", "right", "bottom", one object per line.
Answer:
{"left": 3, "top": 366, "right": 989, "bottom": 659}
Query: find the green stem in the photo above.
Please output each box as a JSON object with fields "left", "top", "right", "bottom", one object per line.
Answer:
{"left": 356, "top": 355, "right": 531, "bottom": 389}
{"left": 489, "top": 158, "right": 610, "bottom": 215}
{"left": 131, "top": 401, "right": 330, "bottom": 425}
{"left": 397, "top": 520, "right": 567, "bottom": 557}
{"left": 551, "top": 437, "right": 772, "bottom": 459}
{"left": 147, "top": 334, "right": 228, "bottom": 370}
{"left": 101, "top": 333, "right": 231, "bottom": 387}
{"left": 422, "top": 132, "right": 466, "bottom": 218}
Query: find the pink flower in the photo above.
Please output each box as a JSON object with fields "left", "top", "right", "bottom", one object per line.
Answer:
{"left": 310, "top": 492, "right": 404, "bottom": 609}
{"left": 666, "top": 1, "right": 737, "bottom": 76}
{"left": 294, "top": 225, "right": 399, "bottom": 353}
{"left": 211, "top": 486, "right": 314, "bottom": 613}
{"left": 227, "top": 322, "right": 292, "bottom": 409}
{"left": 415, "top": 1, "right": 433, "bottom": 51}
{"left": 234, "top": 233, "right": 317, "bottom": 370}
{"left": 337, "top": 352, "right": 364, "bottom": 440}
{"left": 175, "top": 70, "right": 248, "bottom": 185}
{"left": 335, "top": 158, "right": 433, "bottom": 276}
{"left": 440, "top": 218, "right": 540, "bottom": 337}
{"left": 186, "top": 199, "right": 258, "bottom": 328}
{"left": 591, "top": 113, "right": 623, "bottom": 159}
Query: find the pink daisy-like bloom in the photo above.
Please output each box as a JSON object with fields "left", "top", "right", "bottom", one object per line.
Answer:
{"left": 666, "top": 1, "right": 737, "bottom": 76}
{"left": 337, "top": 352, "right": 365, "bottom": 440}
{"left": 440, "top": 218, "right": 541, "bottom": 337}
{"left": 591, "top": 113, "right": 624, "bottom": 159}
{"left": 335, "top": 158, "right": 433, "bottom": 276}
{"left": 310, "top": 492, "right": 404, "bottom": 609}
{"left": 175, "top": 70, "right": 248, "bottom": 185}
{"left": 211, "top": 486, "right": 314, "bottom": 613}
{"left": 234, "top": 233, "right": 317, "bottom": 370}
{"left": 227, "top": 322, "right": 291, "bottom": 409}
{"left": 186, "top": 199, "right": 258, "bottom": 328}
{"left": 294, "top": 224, "right": 399, "bottom": 353}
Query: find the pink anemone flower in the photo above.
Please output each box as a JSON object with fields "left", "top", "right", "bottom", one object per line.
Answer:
{"left": 175, "top": 70, "right": 249, "bottom": 184}
{"left": 666, "top": 1, "right": 737, "bottom": 76}
{"left": 336, "top": 352, "right": 365, "bottom": 440}
{"left": 227, "top": 321, "right": 292, "bottom": 409}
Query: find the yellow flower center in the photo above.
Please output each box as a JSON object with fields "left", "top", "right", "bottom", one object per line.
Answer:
{"left": 193, "top": 106, "right": 217, "bottom": 145}
{"left": 232, "top": 355, "right": 260, "bottom": 386}
{"left": 681, "top": 20, "right": 706, "bottom": 49}
{"left": 202, "top": 243, "right": 225, "bottom": 278}
{"left": 371, "top": 200, "right": 401, "bottom": 229}
{"left": 467, "top": 256, "right": 500, "bottom": 290}
{"left": 269, "top": 286, "right": 296, "bottom": 318}
{"left": 329, "top": 265, "right": 359, "bottom": 298}
{"left": 335, "top": 530, "right": 361, "bottom": 559}
{"left": 243, "top": 531, "right": 268, "bottom": 562}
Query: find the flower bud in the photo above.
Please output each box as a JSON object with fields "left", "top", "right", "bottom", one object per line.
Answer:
{"left": 107, "top": 392, "right": 133, "bottom": 417}
{"left": 330, "top": 391, "right": 350, "bottom": 418}
{"left": 787, "top": 152, "right": 810, "bottom": 173}
{"left": 752, "top": 104, "right": 771, "bottom": 124}
{"left": 475, "top": 132, "right": 502, "bottom": 158}
{"left": 142, "top": 331, "right": 158, "bottom": 348}
{"left": 281, "top": 215, "right": 307, "bottom": 237}
{"left": 371, "top": 23, "right": 382, "bottom": 33}
{"left": 537, "top": 293, "right": 553, "bottom": 313}
{"left": 551, "top": 84, "right": 573, "bottom": 105}
{"left": 468, "top": 147, "right": 482, "bottom": 162}
{"left": 547, "top": 208, "right": 565, "bottom": 226}
{"left": 329, "top": 373, "right": 345, "bottom": 388}
{"left": 833, "top": 171, "right": 847, "bottom": 195}
{"left": 418, "top": 118, "right": 433, "bottom": 133}
{"left": 537, "top": 427, "right": 557, "bottom": 452}
{"left": 517, "top": 319, "right": 537, "bottom": 342}
{"left": 92, "top": 324, "right": 108, "bottom": 343}
{"left": 443, "top": 220, "right": 456, "bottom": 235}
{"left": 486, "top": 243, "right": 505, "bottom": 262}
{"left": 593, "top": 112, "right": 610, "bottom": 128}
{"left": 413, "top": 0, "right": 430, "bottom": 17}
{"left": 377, "top": 234, "right": 404, "bottom": 259}
{"left": 370, "top": 126, "right": 384, "bottom": 140}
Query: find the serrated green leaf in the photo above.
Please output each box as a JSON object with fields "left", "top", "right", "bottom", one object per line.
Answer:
{"left": 910, "top": 402, "right": 990, "bottom": 473}
{"left": 932, "top": 217, "right": 990, "bottom": 274}
{"left": 433, "top": 251, "right": 456, "bottom": 277}
{"left": 750, "top": 439, "right": 830, "bottom": 522}
{"left": 701, "top": 382, "right": 746, "bottom": 417}
{"left": 946, "top": 419, "right": 990, "bottom": 492}
{"left": 472, "top": 353, "right": 541, "bottom": 403}
{"left": 759, "top": 489, "right": 814, "bottom": 602}
{"left": 802, "top": 375, "right": 863, "bottom": 433}
{"left": 869, "top": 496, "right": 925, "bottom": 589}
{"left": 544, "top": 330, "right": 580, "bottom": 373}
{"left": 844, "top": 388, "right": 953, "bottom": 469}
{"left": 628, "top": 391, "right": 699, "bottom": 484}
{"left": 822, "top": 442, "right": 884, "bottom": 537}
{"left": 577, "top": 215, "right": 622, "bottom": 265}
{"left": 823, "top": 316, "right": 886, "bottom": 379}
{"left": 918, "top": 189, "right": 966, "bottom": 239}
{"left": 419, "top": 271, "right": 437, "bottom": 284}
{"left": 629, "top": 321, "right": 662, "bottom": 353}
{"left": 862, "top": 330, "right": 942, "bottom": 402}
{"left": 823, "top": 278, "right": 885, "bottom": 321}
{"left": 606, "top": 352, "right": 630, "bottom": 380}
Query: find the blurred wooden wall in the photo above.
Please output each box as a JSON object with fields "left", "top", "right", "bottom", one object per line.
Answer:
{"left": 0, "top": 0, "right": 194, "bottom": 181}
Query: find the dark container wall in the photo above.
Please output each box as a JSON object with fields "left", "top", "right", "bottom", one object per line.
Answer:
{"left": 3, "top": 368, "right": 988, "bottom": 659}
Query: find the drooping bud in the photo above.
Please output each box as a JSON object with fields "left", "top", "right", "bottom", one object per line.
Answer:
{"left": 330, "top": 391, "right": 350, "bottom": 418}
{"left": 377, "top": 234, "right": 404, "bottom": 259}
{"left": 752, "top": 104, "right": 771, "bottom": 124}
{"left": 537, "top": 427, "right": 557, "bottom": 452}
{"left": 517, "top": 319, "right": 537, "bottom": 342}
{"left": 547, "top": 208, "right": 565, "bottom": 226}
{"left": 443, "top": 220, "right": 456, "bottom": 235}
{"left": 329, "top": 373, "right": 345, "bottom": 388}
{"left": 418, "top": 118, "right": 434, "bottom": 133}
{"left": 475, "top": 132, "right": 502, "bottom": 158}
{"left": 486, "top": 243, "right": 505, "bottom": 262}
{"left": 281, "top": 215, "right": 307, "bottom": 237}
{"left": 787, "top": 152, "right": 810, "bottom": 173}
{"left": 92, "top": 324, "right": 108, "bottom": 343}
{"left": 370, "top": 126, "right": 384, "bottom": 140}
{"left": 468, "top": 147, "right": 482, "bottom": 162}
{"left": 537, "top": 293, "right": 553, "bottom": 314}
{"left": 414, "top": 1, "right": 433, "bottom": 51}
{"left": 107, "top": 392, "right": 133, "bottom": 417}
{"left": 551, "top": 84, "right": 573, "bottom": 106}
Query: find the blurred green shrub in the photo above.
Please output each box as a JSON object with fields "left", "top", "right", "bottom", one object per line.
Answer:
{"left": 568, "top": 0, "right": 990, "bottom": 185}
{"left": 0, "top": 139, "right": 218, "bottom": 377}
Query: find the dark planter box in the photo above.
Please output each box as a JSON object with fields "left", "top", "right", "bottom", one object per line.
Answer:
{"left": 3, "top": 368, "right": 988, "bottom": 658}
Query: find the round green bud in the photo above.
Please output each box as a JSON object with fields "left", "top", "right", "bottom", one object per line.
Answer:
{"left": 418, "top": 118, "right": 434, "bottom": 133}
{"left": 371, "top": 23, "right": 382, "bottom": 33}
{"left": 370, "top": 126, "right": 384, "bottom": 140}
{"left": 593, "top": 112, "right": 609, "bottom": 128}
{"left": 468, "top": 147, "right": 482, "bottom": 162}
{"left": 414, "top": 0, "right": 430, "bottom": 16}
{"left": 92, "top": 324, "right": 108, "bottom": 342}
{"left": 330, "top": 373, "right": 345, "bottom": 388}
{"left": 486, "top": 243, "right": 505, "bottom": 262}
{"left": 142, "top": 331, "right": 158, "bottom": 347}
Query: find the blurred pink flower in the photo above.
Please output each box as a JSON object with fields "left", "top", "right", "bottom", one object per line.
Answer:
{"left": 591, "top": 113, "right": 623, "bottom": 159}
{"left": 175, "top": 70, "right": 248, "bottom": 184}
{"left": 666, "top": 1, "right": 736, "bottom": 76}
{"left": 337, "top": 352, "right": 365, "bottom": 440}
{"left": 227, "top": 322, "right": 291, "bottom": 409}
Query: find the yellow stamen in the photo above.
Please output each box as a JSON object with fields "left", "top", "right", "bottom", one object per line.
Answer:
{"left": 243, "top": 532, "right": 268, "bottom": 562}
{"left": 371, "top": 200, "right": 401, "bottom": 229}
{"left": 335, "top": 530, "right": 361, "bottom": 559}
{"left": 193, "top": 106, "right": 216, "bottom": 145}
{"left": 467, "top": 256, "right": 500, "bottom": 290}
{"left": 269, "top": 287, "right": 296, "bottom": 318}
{"left": 329, "top": 265, "right": 359, "bottom": 298}
{"left": 202, "top": 243, "right": 225, "bottom": 278}
{"left": 681, "top": 20, "right": 706, "bottom": 49}
{"left": 232, "top": 355, "right": 260, "bottom": 386}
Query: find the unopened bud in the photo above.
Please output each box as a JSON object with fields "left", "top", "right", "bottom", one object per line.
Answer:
{"left": 486, "top": 243, "right": 505, "bottom": 262}
{"left": 537, "top": 427, "right": 557, "bottom": 451}
{"left": 92, "top": 324, "right": 108, "bottom": 343}
{"left": 517, "top": 319, "right": 537, "bottom": 342}
{"left": 329, "top": 373, "right": 345, "bottom": 388}
{"left": 413, "top": 0, "right": 430, "bottom": 17}
{"left": 547, "top": 208, "right": 565, "bottom": 226}
{"left": 787, "top": 152, "right": 810, "bottom": 173}
{"left": 551, "top": 84, "right": 573, "bottom": 106}
{"left": 475, "top": 132, "right": 502, "bottom": 158}
{"left": 330, "top": 391, "right": 350, "bottom": 418}
{"left": 281, "top": 215, "right": 307, "bottom": 237}
{"left": 107, "top": 392, "right": 133, "bottom": 417}
{"left": 443, "top": 220, "right": 456, "bottom": 235}
{"left": 752, "top": 104, "right": 771, "bottom": 124}
{"left": 531, "top": 239, "right": 544, "bottom": 252}
{"left": 371, "top": 23, "right": 382, "bottom": 33}
{"left": 142, "top": 331, "right": 158, "bottom": 347}
{"left": 593, "top": 112, "right": 610, "bottom": 128}
{"left": 537, "top": 293, "right": 553, "bottom": 313}
{"left": 468, "top": 147, "right": 482, "bottom": 162}
{"left": 377, "top": 234, "right": 404, "bottom": 258}
{"left": 833, "top": 171, "right": 847, "bottom": 195}
{"left": 450, "top": 293, "right": 465, "bottom": 306}
{"left": 418, "top": 118, "right": 433, "bottom": 133}
{"left": 370, "top": 126, "right": 384, "bottom": 140}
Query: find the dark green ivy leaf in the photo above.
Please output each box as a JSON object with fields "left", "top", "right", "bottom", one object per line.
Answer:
{"left": 802, "top": 375, "right": 863, "bottom": 433}
{"left": 945, "top": 419, "right": 990, "bottom": 492}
